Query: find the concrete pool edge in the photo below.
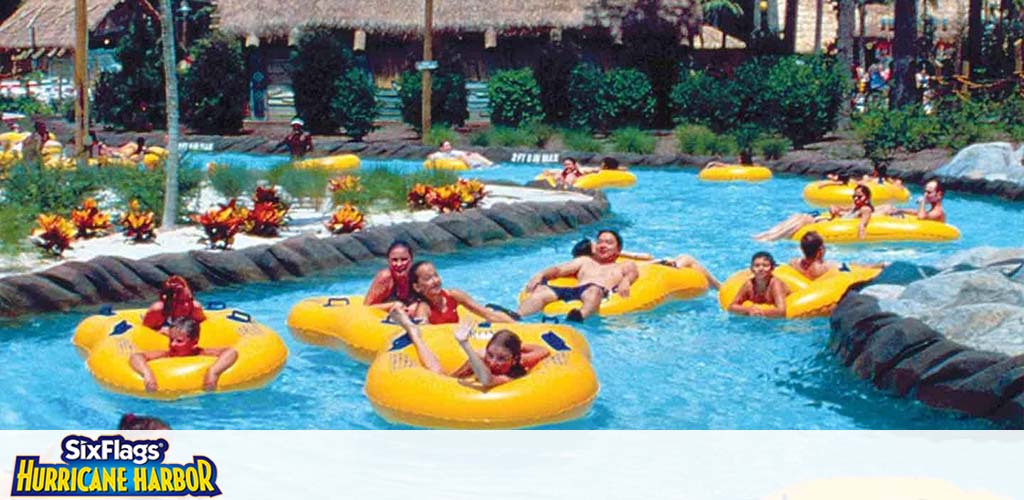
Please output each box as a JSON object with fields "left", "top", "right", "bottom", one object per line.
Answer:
{"left": 829, "top": 290, "right": 1024, "bottom": 429}
{"left": 0, "top": 189, "right": 609, "bottom": 319}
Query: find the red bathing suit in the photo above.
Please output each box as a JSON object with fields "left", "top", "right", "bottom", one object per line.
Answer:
{"left": 427, "top": 291, "right": 460, "bottom": 325}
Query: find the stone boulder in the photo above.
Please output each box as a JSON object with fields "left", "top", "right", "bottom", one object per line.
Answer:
{"left": 935, "top": 142, "right": 1024, "bottom": 185}
{"left": 899, "top": 270, "right": 1024, "bottom": 309}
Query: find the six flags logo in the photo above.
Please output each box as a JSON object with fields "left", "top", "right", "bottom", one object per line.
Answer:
{"left": 10, "top": 435, "right": 221, "bottom": 497}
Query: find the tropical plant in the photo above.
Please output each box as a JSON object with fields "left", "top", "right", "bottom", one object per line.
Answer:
{"left": 70, "top": 198, "right": 112, "bottom": 238}
{"left": 181, "top": 34, "right": 248, "bottom": 134}
{"left": 332, "top": 67, "right": 378, "bottom": 141}
{"left": 488, "top": 68, "right": 544, "bottom": 127}
{"left": 610, "top": 127, "right": 657, "bottom": 154}
{"left": 325, "top": 203, "right": 365, "bottom": 234}
{"left": 208, "top": 163, "right": 257, "bottom": 199}
{"left": 93, "top": 9, "right": 165, "bottom": 130}
{"left": 120, "top": 199, "right": 157, "bottom": 243}
{"left": 192, "top": 199, "right": 248, "bottom": 249}
{"left": 30, "top": 214, "right": 76, "bottom": 256}
{"left": 245, "top": 186, "right": 289, "bottom": 236}
{"left": 396, "top": 61, "right": 468, "bottom": 132}
{"left": 289, "top": 28, "right": 355, "bottom": 133}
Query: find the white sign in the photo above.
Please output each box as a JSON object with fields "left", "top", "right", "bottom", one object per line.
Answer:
{"left": 415, "top": 60, "right": 439, "bottom": 71}
{"left": 510, "top": 152, "right": 560, "bottom": 163}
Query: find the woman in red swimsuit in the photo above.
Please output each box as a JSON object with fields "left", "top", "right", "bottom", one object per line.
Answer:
{"left": 364, "top": 241, "right": 415, "bottom": 308}
{"left": 143, "top": 276, "right": 206, "bottom": 331}
{"left": 728, "top": 251, "right": 789, "bottom": 317}
{"left": 407, "top": 261, "right": 518, "bottom": 324}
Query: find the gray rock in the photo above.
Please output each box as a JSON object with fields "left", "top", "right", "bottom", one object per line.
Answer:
{"left": 117, "top": 258, "right": 170, "bottom": 288}
{"left": 935, "top": 142, "right": 1024, "bottom": 185}
{"left": 432, "top": 211, "right": 511, "bottom": 247}
{"left": 0, "top": 274, "right": 83, "bottom": 313}
{"left": 851, "top": 317, "right": 942, "bottom": 382}
{"left": 142, "top": 253, "right": 212, "bottom": 291}
{"left": 921, "top": 304, "right": 1024, "bottom": 356}
{"left": 60, "top": 261, "right": 139, "bottom": 303}
{"left": 38, "top": 263, "right": 99, "bottom": 300}
{"left": 325, "top": 234, "right": 374, "bottom": 262}
{"left": 939, "top": 247, "right": 1024, "bottom": 270}
{"left": 267, "top": 244, "right": 314, "bottom": 277}
{"left": 899, "top": 270, "right": 1024, "bottom": 308}
{"left": 877, "top": 340, "right": 966, "bottom": 397}
{"left": 91, "top": 256, "right": 160, "bottom": 299}
{"left": 279, "top": 235, "right": 351, "bottom": 272}
{"left": 386, "top": 222, "right": 459, "bottom": 254}
{"left": 191, "top": 249, "right": 268, "bottom": 285}
{"left": 352, "top": 227, "right": 400, "bottom": 256}
{"left": 240, "top": 245, "right": 289, "bottom": 280}
{"left": 916, "top": 355, "right": 1024, "bottom": 417}
{"left": 860, "top": 284, "right": 906, "bottom": 302}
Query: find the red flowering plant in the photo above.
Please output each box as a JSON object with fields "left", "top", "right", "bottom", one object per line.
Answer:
{"left": 70, "top": 198, "right": 112, "bottom": 238}
{"left": 454, "top": 179, "right": 487, "bottom": 209}
{"left": 120, "top": 199, "right": 157, "bottom": 243}
{"left": 325, "top": 203, "right": 365, "bottom": 234}
{"left": 191, "top": 199, "right": 249, "bottom": 249}
{"left": 328, "top": 175, "right": 360, "bottom": 193}
{"left": 30, "top": 214, "right": 76, "bottom": 256}
{"left": 426, "top": 185, "right": 464, "bottom": 213}
{"left": 245, "top": 186, "right": 289, "bottom": 237}
{"left": 407, "top": 183, "right": 434, "bottom": 210}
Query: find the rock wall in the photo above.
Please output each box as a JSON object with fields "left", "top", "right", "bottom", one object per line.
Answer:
{"left": 0, "top": 194, "right": 609, "bottom": 319}
{"left": 830, "top": 290, "right": 1024, "bottom": 428}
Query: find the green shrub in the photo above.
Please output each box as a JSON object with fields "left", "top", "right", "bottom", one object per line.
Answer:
{"left": 289, "top": 28, "right": 355, "bottom": 134}
{"left": 93, "top": 11, "right": 164, "bottom": 130}
{"left": 491, "top": 126, "right": 536, "bottom": 147}
{"left": 732, "top": 124, "right": 764, "bottom": 163}
{"left": 1, "top": 161, "right": 101, "bottom": 215}
{"left": 332, "top": 67, "right": 378, "bottom": 141}
{"left": 675, "top": 124, "right": 718, "bottom": 155}
{"left": 182, "top": 34, "right": 248, "bottom": 134}
{"left": 275, "top": 164, "right": 331, "bottom": 207}
{"left": 209, "top": 163, "right": 257, "bottom": 199}
{"left": 936, "top": 98, "right": 1000, "bottom": 151}
{"left": 567, "top": 64, "right": 606, "bottom": 131}
{"left": 405, "top": 168, "right": 460, "bottom": 189}
{"left": 397, "top": 63, "right": 468, "bottom": 132}
{"left": 468, "top": 130, "right": 491, "bottom": 147}
{"left": 0, "top": 95, "right": 52, "bottom": 116}
{"left": 670, "top": 70, "right": 739, "bottom": 131}
{"left": 488, "top": 68, "right": 544, "bottom": 127}
{"left": 106, "top": 165, "right": 203, "bottom": 223}
{"left": 709, "top": 134, "right": 738, "bottom": 156}
{"left": 610, "top": 127, "right": 656, "bottom": 154}
{"left": 562, "top": 129, "right": 604, "bottom": 153}
{"left": 755, "top": 135, "right": 793, "bottom": 160}
{"left": 854, "top": 105, "right": 944, "bottom": 164}
{"left": 760, "top": 56, "right": 848, "bottom": 146}
{"left": 0, "top": 203, "right": 37, "bottom": 255}
{"left": 603, "top": 69, "right": 656, "bottom": 129}
{"left": 528, "top": 122, "right": 556, "bottom": 148}
{"left": 423, "top": 126, "right": 459, "bottom": 148}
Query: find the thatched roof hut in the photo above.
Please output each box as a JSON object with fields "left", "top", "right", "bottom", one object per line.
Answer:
{"left": 216, "top": 0, "right": 702, "bottom": 39}
{"left": 0, "top": 0, "right": 157, "bottom": 50}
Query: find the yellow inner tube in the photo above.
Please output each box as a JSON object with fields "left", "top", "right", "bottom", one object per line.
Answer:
{"left": 802, "top": 180, "right": 911, "bottom": 207}
{"left": 534, "top": 169, "right": 637, "bottom": 190}
{"left": 423, "top": 157, "right": 469, "bottom": 170}
{"left": 73, "top": 308, "right": 288, "bottom": 400}
{"left": 365, "top": 322, "right": 598, "bottom": 429}
{"left": 718, "top": 264, "right": 881, "bottom": 319}
{"left": 697, "top": 164, "right": 773, "bottom": 182}
{"left": 792, "top": 215, "right": 961, "bottom": 244}
{"left": 295, "top": 154, "right": 360, "bottom": 172}
{"left": 518, "top": 258, "right": 709, "bottom": 317}
{"left": 287, "top": 295, "right": 483, "bottom": 363}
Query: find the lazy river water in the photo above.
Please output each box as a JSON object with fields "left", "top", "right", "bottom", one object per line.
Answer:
{"left": 1, "top": 155, "right": 1022, "bottom": 429}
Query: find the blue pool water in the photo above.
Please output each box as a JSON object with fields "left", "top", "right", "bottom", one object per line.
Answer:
{"left": 2, "top": 157, "right": 1022, "bottom": 429}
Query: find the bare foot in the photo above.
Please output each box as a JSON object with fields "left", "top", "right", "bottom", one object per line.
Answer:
{"left": 143, "top": 375, "right": 158, "bottom": 392}
{"left": 203, "top": 374, "right": 218, "bottom": 392}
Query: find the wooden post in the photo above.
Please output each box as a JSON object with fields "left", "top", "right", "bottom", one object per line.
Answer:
{"left": 422, "top": 0, "right": 433, "bottom": 143}
{"left": 160, "top": 0, "right": 181, "bottom": 229}
{"left": 1015, "top": 39, "right": 1023, "bottom": 74}
{"left": 74, "top": 0, "right": 87, "bottom": 161}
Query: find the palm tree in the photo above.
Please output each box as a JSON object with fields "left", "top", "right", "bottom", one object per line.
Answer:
{"left": 813, "top": 0, "right": 824, "bottom": 52}
{"left": 701, "top": 0, "right": 743, "bottom": 48}
{"left": 968, "top": 0, "right": 982, "bottom": 77}
{"left": 836, "top": 0, "right": 855, "bottom": 72}
{"left": 159, "top": 0, "right": 180, "bottom": 228}
{"left": 890, "top": 0, "right": 918, "bottom": 108}
{"left": 784, "top": 0, "right": 798, "bottom": 52}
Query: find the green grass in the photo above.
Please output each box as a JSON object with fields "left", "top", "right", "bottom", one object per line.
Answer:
{"left": 423, "top": 126, "right": 459, "bottom": 147}
{"left": 0, "top": 205, "right": 34, "bottom": 256}
{"left": 329, "top": 167, "right": 460, "bottom": 214}
{"left": 610, "top": 127, "right": 656, "bottom": 154}
{"left": 208, "top": 163, "right": 258, "bottom": 199}
{"left": 562, "top": 129, "right": 604, "bottom": 153}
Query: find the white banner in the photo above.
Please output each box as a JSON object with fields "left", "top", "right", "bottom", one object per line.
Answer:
{"left": 1, "top": 431, "right": 1019, "bottom": 499}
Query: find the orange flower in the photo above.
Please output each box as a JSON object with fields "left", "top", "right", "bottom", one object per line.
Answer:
{"left": 407, "top": 183, "right": 434, "bottom": 210}
{"left": 325, "top": 203, "right": 365, "bottom": 234}
{"left": 246, "top": 186, "right": 289, "bottom": 236}
{"left": 120, "top": 199, "right": 156, "bottom": 243}
{"left": 328, "top": 175, "right": 360, "bottom": 193}
{"left": 31, "top": 213, "right": 76, "bottom": 256}
{"left": 191, "top": 199, "right": 249, "bottom": 249}
{"left": 70, "top": 198, "right": 112, "bottom": 238}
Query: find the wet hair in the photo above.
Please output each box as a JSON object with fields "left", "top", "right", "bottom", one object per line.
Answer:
{"left": 118, "top": 413, "right": 171, "bottom": 430}
{"left": 853, "top": 184, "right": 873, "bottom": 208}
{"left": 927, "top": 178, "right": 944, "bottom": 194}
{"left": 409, "top": 260, "right": 434, "bottom": 286}
{"left": 601, "top": 157, "right": 619, "bottom": 169}
{"left": 597, "top": 229, "right": 623, "bottom": 250}
{"left": 562, "top": 156, "right": 577, "bottom": 165}
{"left": 874, "top": 164, "right": 888, "bottom": 177}
{"left": 800, "top": 231, "right": 825, "bottom": 259}
{"left": 487, "top": 330, "right": 526, "bottom": 378}
{"left": 136, "top": 136, "right": 146, "bottom": 147}
{"left": 168, "top": 317, "right": 200, "bottom": 341}
{"left": 837, "top": 173, "right": 851, "bottom": 184}
{"left": 751, "top": 251, "right": 776, "bottom": 268}
{"left": 387, "top": 240, "right": 413, "bottom": 259}
{"left": 159, "top": 276, "right": 193, "bottom": 314}
{"left": 571, "top": 238, "right": 593, "bottom": 258}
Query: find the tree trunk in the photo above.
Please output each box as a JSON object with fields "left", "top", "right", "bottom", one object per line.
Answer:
{"left": 857, "top": 0, "right": 867, "bottom": 68}
{"left": 813, "top": 0, "right": 824, "bottom": 52}
{"left": 784, "top": 0, "right": 799, "bottom": 52}
{"left": 968, "top": 0, "right": 982, "bottom": 77}
{"left": 159, "top": 0, "right": 180, "bottom": 228}
{"left": 837, "top": 0, "right": 855, "bottom": 71}
{"left": 890, "top": 0, "right": 918, "bottom": 109}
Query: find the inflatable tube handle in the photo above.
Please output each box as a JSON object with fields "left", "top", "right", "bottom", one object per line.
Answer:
{"left": 325, "top": 297, "right": 351, "bottom": 307}
{"left": 110, "top": 320, "right": 132, "bottom": 336}
{"left": 98, "top": 305, "right": 115, "bottom": 316}
{"left": 478, "top": 321, "right": 492, "bottom": 329}
{"left": 205, "top": 301, "right": 227, "bottom": 310}
{"left": 390, "top": 334, "right": 413, "bottom": 351}
{"left": 541, "top": 331, "right": 571, "bottom": 351}
{"left": 381, "top": 316, "right": 423, "bottom": 325}
{"left": 541, "top": 315, "right": 560, "bottom": 324}
{"left": 227, "top": 310, "right": 252, "bottom": 323}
